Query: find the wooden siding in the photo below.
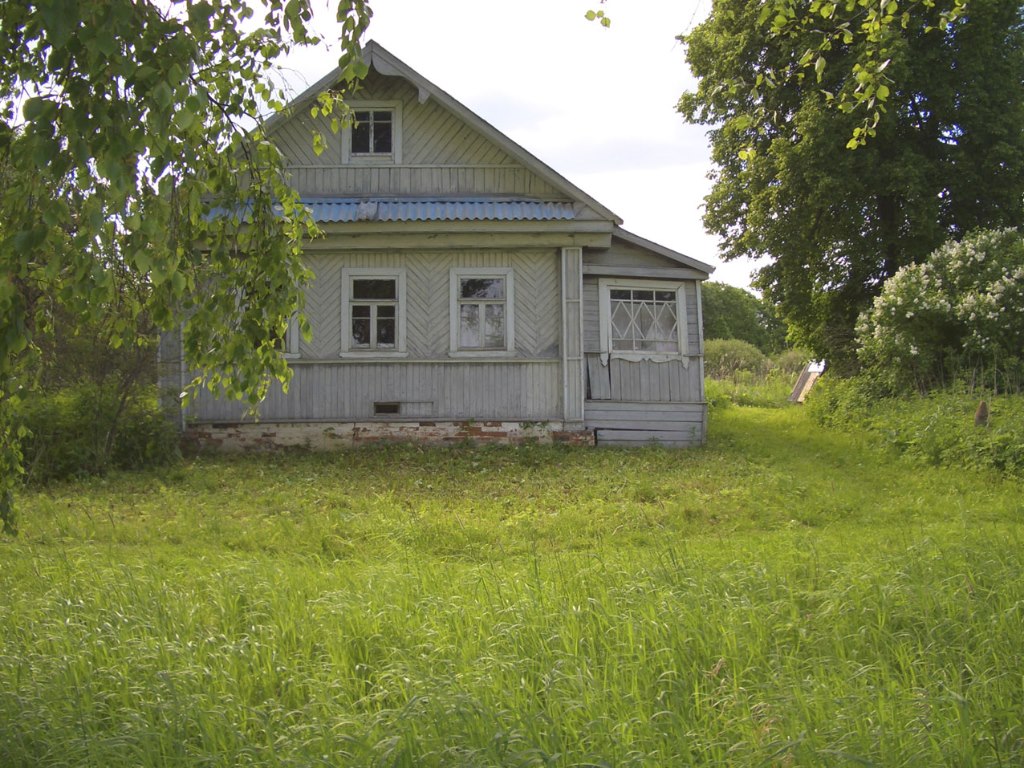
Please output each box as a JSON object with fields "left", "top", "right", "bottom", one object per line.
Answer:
{"left": 185, "top": 248, "right": 567, "bottom": 424}
{"left": 273, "top": 70, "right": 567, "bottom": 198}
{"left": 188, "top": 360, "right": 562, "bottom": 423}
{"left": 585, "top": 356, "right": 703, "bottom": 403}
{"left": 585, "top": 401, "right": 706, "bottom": 447}
{"left": 300, "top": 249, "right": 560, "bottom": 361}
{"left": 583, "top": 237, "right": 685, "bottom": 270}
{"left": 285, "top": 166, "right": 565, "bottom": 198}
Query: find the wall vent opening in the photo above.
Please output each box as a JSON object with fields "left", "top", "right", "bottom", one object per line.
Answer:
{"left": 374, "top": 401, "right": 401, "bottom": 415}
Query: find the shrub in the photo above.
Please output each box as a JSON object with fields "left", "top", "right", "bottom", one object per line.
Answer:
{"left": 17, "top": 384, "right": 178, "bottom": 483}
{"left": 704, "top": 338, "right": 771, "bottom": 380}
{"left": 806, "top": 375, "right": 1024, "bottom": 477}
{"left": 856, "top": 228, "right": 1024, "bottom": 393}
{"left": 803, "top": 374, "right": 878, "bottom": 430}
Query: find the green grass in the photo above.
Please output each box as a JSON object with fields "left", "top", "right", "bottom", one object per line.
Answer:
{"left": 2, "top": 406, "right": 1023, "bottom": 766}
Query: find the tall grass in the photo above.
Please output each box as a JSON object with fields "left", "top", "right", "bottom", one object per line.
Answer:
{"left": 807, "top": 376, "right": 1024, "bottom": 477}
{"left": 3, "top": 407, "right": 1023, "bottom": 766}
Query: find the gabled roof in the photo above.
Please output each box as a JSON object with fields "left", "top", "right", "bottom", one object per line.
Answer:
{"left": 265, "top": 40, "right": 622, "bottom": 225}
{"left": 613, "top": 227, "right": 715, "bottom": 275}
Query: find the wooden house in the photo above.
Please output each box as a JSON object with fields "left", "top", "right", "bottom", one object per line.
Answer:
{"left": 161, "top": 42, "right": 714, "bottom": 448}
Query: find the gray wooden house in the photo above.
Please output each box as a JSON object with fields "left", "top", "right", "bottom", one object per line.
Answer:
{"left": 163, "top": 42, "right": 714, "bottom": 447}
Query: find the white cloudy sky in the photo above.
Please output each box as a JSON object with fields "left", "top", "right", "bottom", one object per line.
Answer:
{"left": 282, "top": 0, "right": 756, "bottom": 289}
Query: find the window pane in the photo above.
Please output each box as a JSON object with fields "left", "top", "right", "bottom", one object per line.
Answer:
{"left": 655, "top": 290, "right": 675, "bottom": 302}
{"left": 484, "top": 304, "right": 506, "bottom": 348}
{"left": 373, "top": 111, "right": 392, "bottom": 122}
{"left": 653, "top": 303, "right": 677, "bottom": 339}
{"left": 352, "top": 120, "right": 370, "bottom": 154}
{"left": 635, "top": 303, "right": 655, "bottom": 336}
{"left": 373, "top": 124, "right": 392, "bottom": 154}
{"left": 610, "top": 289, "right": 631, "bottom": 301}
{"left": 352, "top": 305, "right": 371, "bottom": 318}
{"left": 353, "top": 279, "right": 396, "bottom": 300}
{"left": 377, "top": 318, "right": 396, "bottom": 347}
{"left": 459, "top": 304, "right": 480, "bottom": 348}
{"left": 610, "top": 302, "right": 633, "bottom": 341}
{"left": 377, "top": 305, "right": 396, "bottom": 319}
{"left": 633, "top": 290, "right": 655, "bottom": 302}
{"left": 461, "top": 277, "right": 504, "bottom": 299}
{"left": 351, "top": 318, "right": 370, "bottom": 347}
{"left": 354, "top": 110, "right": 371, "bottom": 122}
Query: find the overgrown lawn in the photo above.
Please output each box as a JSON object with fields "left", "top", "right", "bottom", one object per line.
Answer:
{"left": 2, "top": 406, "right": 1022, "bottom": 766}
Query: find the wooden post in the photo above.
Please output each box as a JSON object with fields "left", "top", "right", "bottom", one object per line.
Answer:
{"left": 561, "top": 247, "right": 584, "bottom": 424}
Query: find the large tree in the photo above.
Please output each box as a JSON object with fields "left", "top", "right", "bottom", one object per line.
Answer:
{"left": 679, "top": 0, "right": 1024, "bottom": 370}
{"left": 0, "top": 0, "right": 371, "bottom": 533}
{"left": 701, "top": 282, "right": 787, "bottom": 354}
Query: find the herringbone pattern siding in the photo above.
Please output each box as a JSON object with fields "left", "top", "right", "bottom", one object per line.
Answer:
{"left": 271, "top": 70, "right": 566, "bottom": 198}
{"left": 299, "top": 250, "right": 560, "bottom": 360}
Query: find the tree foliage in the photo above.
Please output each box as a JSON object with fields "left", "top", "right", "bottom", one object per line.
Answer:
{"left": 679, "top": 0, "right": 1024, "bottom": 371}
{"left": 0, "top": 0, "right": 372, "bottom": 533}
{"left": 701, "top": 281, "right": 787, "bottom": 353}
{"left": 857, "top": 228, "right": 1024, "bottom": 393}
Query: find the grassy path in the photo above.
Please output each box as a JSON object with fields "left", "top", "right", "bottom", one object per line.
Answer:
{"left": 2, "top": 406, "right": 1022, "bottom": 766}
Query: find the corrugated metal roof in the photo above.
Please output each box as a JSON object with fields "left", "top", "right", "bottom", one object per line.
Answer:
{"left": 301, "top": 198, "right": 577, "bottom": 223}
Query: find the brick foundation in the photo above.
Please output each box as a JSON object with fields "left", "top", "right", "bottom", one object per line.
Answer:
{"left": 184, "top": 420, "right": 595, "bottom": 451}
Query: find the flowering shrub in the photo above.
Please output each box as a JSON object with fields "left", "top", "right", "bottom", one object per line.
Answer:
{"left": 857, "top": 228, "right": 1024, "bottom": 392}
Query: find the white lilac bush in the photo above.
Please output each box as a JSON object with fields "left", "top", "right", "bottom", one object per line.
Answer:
{"left": 856, "top": 228, "right": 1024, "bottom": 392}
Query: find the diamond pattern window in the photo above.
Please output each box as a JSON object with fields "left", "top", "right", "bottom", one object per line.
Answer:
{"left": 608, "top": 288, "right": 679, "bottom": 353}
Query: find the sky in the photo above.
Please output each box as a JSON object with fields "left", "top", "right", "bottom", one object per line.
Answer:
{"left": 282, "top": 0, "right": 757, "bottom": 289}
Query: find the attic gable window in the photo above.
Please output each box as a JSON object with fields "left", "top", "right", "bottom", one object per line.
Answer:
{"left": 343, "top": 101, "right": 402, "bottom": 164}
{"left": 352, "top": 110, "right": 392, "bottom": 155}
{"left": 598, "top": 279, "right": 688, "bottom": 363}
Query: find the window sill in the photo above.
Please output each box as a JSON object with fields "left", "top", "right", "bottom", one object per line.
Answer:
{"left": 448, "top": 350, "right": 515, "bottom": 359}
{"left": 346, "top": 154, "right": 396, "bottom": 166}
{"left": 339, "top": 351, "right": 410, "bottom": 359}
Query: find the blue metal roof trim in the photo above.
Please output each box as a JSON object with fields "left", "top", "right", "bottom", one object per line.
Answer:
{"left": 303, "top": 198, "right": 577, "bottom": 223}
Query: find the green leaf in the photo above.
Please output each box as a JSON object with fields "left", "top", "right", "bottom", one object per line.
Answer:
{"left": 153, "top": 81, "right": 173, "bottom": 109}
{"left": 174, "top": 106, "right": 196, "bottom": 131}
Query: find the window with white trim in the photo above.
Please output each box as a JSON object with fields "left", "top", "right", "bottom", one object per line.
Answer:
{"left": 352, "top": 110, "right": 392, "bottom": 155}
{"left": 275, "top": 314, "right": 301, "bottom": 358}
{"left": 598, "top": 279, "right": 687, "bottom": 360}
{"left": 343, "top": 101, "right": 402, "bottom": 164}
{"left": 449, "top": 268, "right": 515, "bottom": 354}
{"left": 341, "top": 269, "right": 407, "bottom": 356}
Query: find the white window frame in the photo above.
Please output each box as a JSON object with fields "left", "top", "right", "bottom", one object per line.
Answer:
{"left": 598, "top": 279, "right": 688, "bottom": 363}
{"left": 281, "top": 314, "right": 300, "bottom": 359}
{"left": 341, "top": 101, "right": 403, "bottom": 165}
{"left": 449, "top": 267, "right": 516, "bottom": 357}
{"left": 340, "top": 268, "right": 408, "bottom": 357}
